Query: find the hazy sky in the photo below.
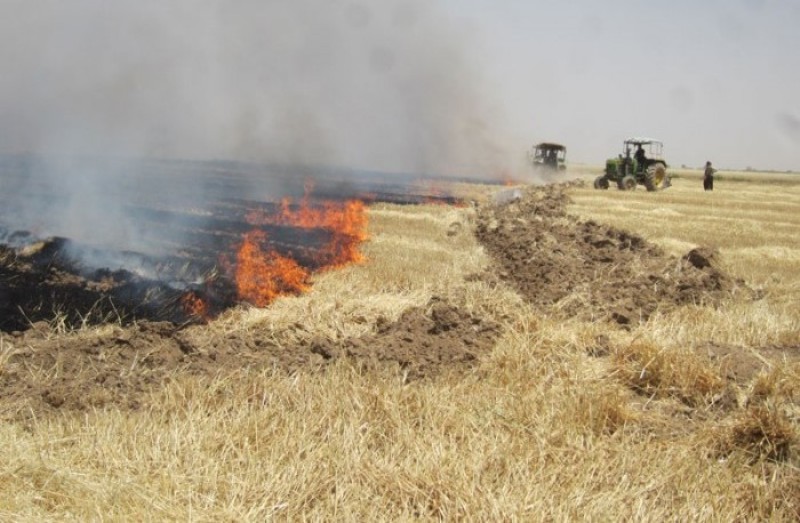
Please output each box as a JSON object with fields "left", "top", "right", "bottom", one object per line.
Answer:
{"left": 445, "top": 0, "right": 800, "bottom": 171}
{"left": 1, "top": 0, "right": 798, "bottom": 175}
{"left": 0, "top": 0, "right": 511, "bottom": 176}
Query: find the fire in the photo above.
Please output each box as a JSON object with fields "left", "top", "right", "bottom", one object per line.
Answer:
{"left": 414, "top": 179, "right": 445, "bottom": 205}
{"left": 231, "top": 187, "right": 368, "bottom": 307}
{"left": 181, "top": 291, "right": 210, "bottom": 319}
{"left": 496, "top": 169, "right": 518, "bottom": 186}
{"left": 324, "top": 199, "right": 367, "bottom": 265}
{"left": 234, "top": 230, "right": 310, "bottom": 307}
{"left": 244, "top": 194, "right": 368, "bottom": 267}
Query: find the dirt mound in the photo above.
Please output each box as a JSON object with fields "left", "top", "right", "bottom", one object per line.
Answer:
{"left": 0, "top": 180, "right": 750, "bottom": 420}
{"left": 307, "top": 298, "right": 499, "bottom": 380}
{"left": 0, "top": 299, "right": 498, "bottom": 419}
{"left": 475, "top": 182, "right": 744, "bottom": 325}
{"left": 699, "top": 342, "right": 800, "bottom": 384}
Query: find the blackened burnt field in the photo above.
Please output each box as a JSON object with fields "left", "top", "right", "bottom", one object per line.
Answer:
{"left": 0, "top": 155, "right": 465, "bottom": 332}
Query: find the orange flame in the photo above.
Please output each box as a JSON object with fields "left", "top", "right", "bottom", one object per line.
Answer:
{"left": 234, "top": 230, "right": 311, "bottom": 307}
{"left": 498, "top": 170, "right": 518, "bottom": 186}
{"left": 244, "top": 194, "right": 368, "bottom": 268}
{"left": 317, "top": 199, "right": 368, "bottom": 266}
{"left": 181, "top": 291, "right": 210, "bottom": 319}
{"left": 423, "top": 184, "right": 446, "bottom": 206}
{"left": 229, "top": 180, "right": 370, "bottom": 307}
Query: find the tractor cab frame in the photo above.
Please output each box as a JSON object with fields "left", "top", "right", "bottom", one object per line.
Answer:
{"left": 529, "top": 142, "right": 567, "bottom": 171}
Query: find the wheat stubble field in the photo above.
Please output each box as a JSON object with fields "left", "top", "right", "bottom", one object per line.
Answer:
{"left": 1, "top": 171, "right": 799, "bottom": 520}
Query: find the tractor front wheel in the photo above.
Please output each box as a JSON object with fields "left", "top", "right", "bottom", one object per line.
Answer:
{"left": 618, "top": 176, "right": 637, "bottom": 191}
{"left": 644, "top": 163, "right": 668, "bottom": 191}
{"left": 594, "top": 176, "right": 610, "bottom": 190}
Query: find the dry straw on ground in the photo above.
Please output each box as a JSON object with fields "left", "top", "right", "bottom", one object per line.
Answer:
{"left": 1, "top": 172, "right": 799, "bottom": 520}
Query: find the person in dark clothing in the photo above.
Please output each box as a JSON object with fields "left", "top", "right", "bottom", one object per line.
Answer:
{"left": 634, "top": 145, "right": 647, "bottom": 171}
{"left": 704, "top": 161, "right": 716, "bottom": 191}
{"left": 546, "top": 149, "right": 557, "bottom": 168}
{"left": 621, "top": 148, "right": 632, "bottom": 176}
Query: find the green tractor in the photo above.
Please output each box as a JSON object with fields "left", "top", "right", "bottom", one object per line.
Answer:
{"left": 595, "top": 138, "right": 671, "bottom": 191}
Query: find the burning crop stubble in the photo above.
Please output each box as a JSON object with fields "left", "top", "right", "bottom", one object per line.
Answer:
{"left": 0, "top": 1, "right": 524, "bottom": 320}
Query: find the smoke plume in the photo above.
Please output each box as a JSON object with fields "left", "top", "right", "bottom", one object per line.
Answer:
{"left": 0, "top": 1, "right": 525, "bottom": 276}
{"left": 0, "top": 0, "right": 512, "bottom": 174}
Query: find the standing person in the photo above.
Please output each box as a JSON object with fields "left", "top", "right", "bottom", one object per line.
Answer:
{"left": 704, "top": 161, "right": 716, "bottom": 191}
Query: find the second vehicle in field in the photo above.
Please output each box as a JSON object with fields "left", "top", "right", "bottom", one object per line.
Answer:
{"left": 529, "top": 142, "right": 567, "bottom": 172}
{"left": 595, "top": 138, "right": 671, "bottom": 191}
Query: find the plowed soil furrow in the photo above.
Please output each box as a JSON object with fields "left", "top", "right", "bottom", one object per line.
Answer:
{"left": 475, "top": 182, "right": 746, "bottom": 326}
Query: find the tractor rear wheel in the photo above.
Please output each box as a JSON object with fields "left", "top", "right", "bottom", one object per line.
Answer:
{"left": 618, "top": 176, "right": 637, "bottom": 191}
{"left": 644, "top": 163, "right": 668, "bottom": 191}
{"left": 593, "top": 176, "right": 610, "bottom": 190}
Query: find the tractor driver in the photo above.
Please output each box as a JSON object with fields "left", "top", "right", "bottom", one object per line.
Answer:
{"left": 634, "top": 145, "right": 647, "bottom": 170}
{"left": 621, "top": 148, "right": 632, "bottom": 176}
{"left": 547, "top": 149, "right": 558, "bottom": 167}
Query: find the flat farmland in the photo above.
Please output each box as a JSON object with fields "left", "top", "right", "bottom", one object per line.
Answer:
{"left": 1, "top": 168, "right": 799, "bottom": 520}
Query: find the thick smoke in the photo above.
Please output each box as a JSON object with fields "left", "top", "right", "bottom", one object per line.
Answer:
{"left": 0, "top": 1, "right": 523, "bottom": 276}
{"left": 0, "top": 0, "right": 512, "bottom": 174}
